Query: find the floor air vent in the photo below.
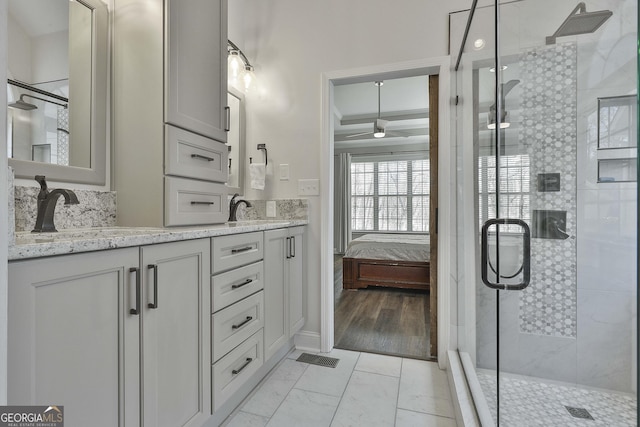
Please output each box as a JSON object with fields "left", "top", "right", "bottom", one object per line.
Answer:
{"left": 565, "top": 406, "right": 594, "bottom": 420}
{"left": 296, "top": 353, "right": 340, "bottom": 368}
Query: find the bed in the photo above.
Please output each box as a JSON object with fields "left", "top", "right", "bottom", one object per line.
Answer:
{"left": 342, "top": 233, "right": 430, "bottom": 291}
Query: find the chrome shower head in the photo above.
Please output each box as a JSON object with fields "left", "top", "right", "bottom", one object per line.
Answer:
{"left": 546, "top": 2, "right": 612, "bottom": 45}
{"left": 8, "top": 94, "right": 68, "bottom": 111}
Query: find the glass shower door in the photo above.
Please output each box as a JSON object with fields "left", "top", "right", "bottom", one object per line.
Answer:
{"left": 473, "top": 0, "right": 638, "bottom": 425}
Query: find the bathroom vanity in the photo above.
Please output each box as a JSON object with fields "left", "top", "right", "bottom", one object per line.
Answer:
{"left": 7, "top": 221, "right": 306, "bottom": 427}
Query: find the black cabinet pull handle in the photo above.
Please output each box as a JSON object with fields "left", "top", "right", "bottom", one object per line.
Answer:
{"left": 232, "top": 316, "right": 252, "bottom": 330}
{"left": 129, "top": 267, "right": 141, "bottom": 315}
{"left": 231, "top": 246, "right": 252, "bottom": 254}
{"left": 232, "top": 279, "right": 253, "bottom": 289}
{"left": 286, "top": 237, "right": 291, "bottom": 259}
{"left": 291, "top": 236, "right": 296, "bottom": 258}
{"left": 232, "top": 357, "right": 253, "bottom": 375}
{"left": 148, "top": 264, "right": 158, "bottom": 309}
{"left": 191, "top": 201, "right": 215, "bottom": 205}
{"left": 191, "top": 153, "right": 215, "bottom": 162}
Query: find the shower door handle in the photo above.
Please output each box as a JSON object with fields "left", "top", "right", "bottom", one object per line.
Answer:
{"left": 481, "top": 218, "right": 531, "bottom": 291}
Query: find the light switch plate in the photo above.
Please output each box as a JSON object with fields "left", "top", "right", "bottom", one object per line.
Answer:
{"left": 266, "top": 200, "right": 276, "bottom": 217}
{"left": 279, "top": 164, "right": 290, "bottom": 181}
{"left": 298, "top": 179, "right": 320, "bottom": 196}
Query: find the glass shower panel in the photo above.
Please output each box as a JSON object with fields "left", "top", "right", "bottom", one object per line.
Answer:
{"left": 452, "top": 0, "right": 637, "bottom": 425}
{"left": 495, "top": 0, "right": 637, "bottom": 424}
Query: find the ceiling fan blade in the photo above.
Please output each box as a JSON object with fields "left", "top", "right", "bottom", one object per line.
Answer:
{"left": 384, "top": 130, "right": 412, "bottom": 138}
{"left": 345, "top": 131, "right": 374, "bottom": 138}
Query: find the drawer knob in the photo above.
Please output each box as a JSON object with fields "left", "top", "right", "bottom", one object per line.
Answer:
{"left": 232, "top": 316, "right": 253, "bottom": 330}
{"left": 191, "top": 153, "right": 215, "bottom": 162}
{"left": 232, "top": 357, "right": 253, "bottom": 375}
{"left": 232, "top": 279, "right": 253, "bottom": 289}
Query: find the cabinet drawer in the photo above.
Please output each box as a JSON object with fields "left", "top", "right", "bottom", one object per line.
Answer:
{"left": 212, "top": 291, "right": 263, "bottom": 362}
{"left": 212, "top": 232, "right": 263, "bottom": 273}
{"left": 212, "top": 329, "right": 263, "bottom": 412}
{"left": 165, "top": 125, "right": 228, "bottom": 182}
{"left": 164, "top": 176, "right": 228, "bottom": 226}
{"left": 212, "top": 261, "right": 264, "bottom": 313}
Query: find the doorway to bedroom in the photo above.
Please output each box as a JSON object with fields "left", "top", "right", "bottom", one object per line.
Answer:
{"left": 332, "top": 72, "right": 439, "bottom": 361}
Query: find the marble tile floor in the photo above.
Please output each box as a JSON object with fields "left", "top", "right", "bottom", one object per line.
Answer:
{"left": 477, "top": 369, "right": 637, "bottom": 427}
{"left": 222, "top": 348, "right": 458, "bottom": 427}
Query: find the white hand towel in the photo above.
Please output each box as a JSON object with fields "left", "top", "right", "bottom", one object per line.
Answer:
{"left": 250, "top": 163, "right": 266, "bottom": 190}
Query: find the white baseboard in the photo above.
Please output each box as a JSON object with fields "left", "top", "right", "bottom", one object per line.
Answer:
{"left": 294, "top": 330, "right": 321, "bottom": 352}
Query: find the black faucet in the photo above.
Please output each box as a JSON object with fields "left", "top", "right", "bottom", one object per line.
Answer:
{"left": 228, "top": 193, "right": 252, "bottom": 222}
{"left": 32, "top": 175, "right": 80, "bottom": 233}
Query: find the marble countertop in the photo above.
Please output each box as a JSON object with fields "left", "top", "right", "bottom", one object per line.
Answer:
{"left": 9, "top": 220, "right": 308, "bottom": 260}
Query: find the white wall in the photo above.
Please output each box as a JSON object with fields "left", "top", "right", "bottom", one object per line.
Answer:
{"left": 7, "top": 14, "right": 32, "bottom": 81}
{"left": 235, "top": 0, "right": 469, "bottom": 343}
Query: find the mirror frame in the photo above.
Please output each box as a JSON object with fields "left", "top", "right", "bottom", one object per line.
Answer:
{"left": 8, "top": 0, "right": 108, "bottom": 185}
{"left": 227, "top": 86, "right": 246, "bottom": 195}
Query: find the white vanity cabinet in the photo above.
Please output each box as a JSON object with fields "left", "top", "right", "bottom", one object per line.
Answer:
{"left": 113, "top": 0, "right": 229, "bottom": 227}
{"left": 166, "top": 0, "right": 229, "bottom": 142}
{"left": 8, "top": 239, "right": 211, "bottom": 427}
{"left": 210, "top": 232, "right": 265, "bottom": 411}
{"left": 263, "top": 226, "right": 306, "bottom": 360}
{"left": 140, "top": 239, "right": 211, "bottom": 427}
{"left": 8, "top": 248, "right": 140, "bottom": 427}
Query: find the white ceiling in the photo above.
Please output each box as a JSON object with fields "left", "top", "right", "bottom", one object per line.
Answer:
{"left": 333, "top": 75, "right": 430, "bottom": 149}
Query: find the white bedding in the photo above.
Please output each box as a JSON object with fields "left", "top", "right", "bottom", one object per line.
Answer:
{"left": 344, "top": 233, "right": 429, "bottom": 262}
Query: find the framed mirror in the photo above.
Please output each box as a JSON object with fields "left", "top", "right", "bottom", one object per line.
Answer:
{"left": 7, "top": 0, "right": 108, "bottom": 185}
{"left": 227, "top": 87, "right": 246, "bottom": 194}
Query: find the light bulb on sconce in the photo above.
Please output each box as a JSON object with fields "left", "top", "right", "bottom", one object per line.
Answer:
{"left": 227, "top": 50, "right": 243, "bottom": 86}
{"left": 227, "top": 40, "right": 256, "bottom": 94}
{"left": 242, "top": 65, "right": 256, "bottom": 93}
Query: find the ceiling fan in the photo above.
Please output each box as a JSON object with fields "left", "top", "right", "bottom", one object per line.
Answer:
{"left": 345, "top": 81, "right": 411, "bottom": 139}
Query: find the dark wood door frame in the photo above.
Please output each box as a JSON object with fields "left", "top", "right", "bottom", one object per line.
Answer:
{"left": 429, "top": 74, "right": 439, "bottom": 358}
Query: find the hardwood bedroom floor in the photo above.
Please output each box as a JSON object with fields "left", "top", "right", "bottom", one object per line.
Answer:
{"left": 333, "top": 255, "right": 431, "bottom": 360}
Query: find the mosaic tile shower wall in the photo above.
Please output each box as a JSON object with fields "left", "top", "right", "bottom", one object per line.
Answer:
{"left": 57, "top": 108, "right": 69, "bottom": 166}
{"left": 519, "top": 43, "right": 578, "bottom": 338}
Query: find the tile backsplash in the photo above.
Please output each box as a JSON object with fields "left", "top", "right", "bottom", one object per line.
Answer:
{"left": 10, "top": 186, "right": 306, "bottom": 236}
{"left": 241, "top": 199, "right": 309, "bottom": 221}
{"left": 13, "top": 186, "right": 117, "bottom": 232}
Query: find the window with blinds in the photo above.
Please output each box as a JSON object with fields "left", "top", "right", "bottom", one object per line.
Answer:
{"left": 351, "top": 157, "right": 429, "bottom": 232}
{"left": 478, "top": 154, "right": 530, "bottom": 232}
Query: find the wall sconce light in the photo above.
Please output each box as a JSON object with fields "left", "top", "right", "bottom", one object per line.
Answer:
{"left": 228, "top": 40, "right": 256, "bottom": 93}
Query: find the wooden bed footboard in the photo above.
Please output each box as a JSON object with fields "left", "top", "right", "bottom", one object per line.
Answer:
{"left": 342, "top": 257, "right": 430, "bottom": 291}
